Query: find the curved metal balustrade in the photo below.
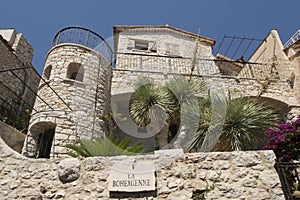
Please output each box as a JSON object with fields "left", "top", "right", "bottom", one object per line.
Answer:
{"left": 52, "top": 26, "right": 113, "bottom": 63}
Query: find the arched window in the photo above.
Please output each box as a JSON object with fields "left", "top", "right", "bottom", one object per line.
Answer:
{"left": 66, "top": 62, "right": 84, "bottom": 82}
{"left": 43, "top": 65, "right": 52, "bottom": 80}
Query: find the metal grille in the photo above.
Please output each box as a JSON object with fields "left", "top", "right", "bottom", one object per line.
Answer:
{"left": 275, "top": 161, "right": 300, "bottom": 200}
{"left": 52, "top": 26, "right": 113, "bottom": 63}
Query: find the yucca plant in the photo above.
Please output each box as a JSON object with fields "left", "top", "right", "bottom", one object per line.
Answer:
{"left": 66, "top": 136, "right": 145, "bottom": 157}
{"left": 129, "top": 76, "right": 207, "bottom": 148}
{"left": 129, "top": 76, "right": 176, "bottom": 148}
{"left": 130, "top": 76, "right": 176, "bottom": 127}
{"left": 187, "top": 94, "right": 281, "bottom": 152}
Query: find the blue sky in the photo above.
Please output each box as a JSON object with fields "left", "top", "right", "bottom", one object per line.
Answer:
{"left": 1, "top": 0, "right": 299, "bottom": 74}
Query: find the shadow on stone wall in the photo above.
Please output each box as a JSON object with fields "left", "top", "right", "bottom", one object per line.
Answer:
{"left": 0, "top": 121, "right": 25, "bottom": 153}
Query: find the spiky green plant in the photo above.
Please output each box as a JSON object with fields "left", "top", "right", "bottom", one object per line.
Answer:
{"left": 66, "top": 136, "right": 145, "bottom": 157}
{"left": 129, "top": 76, "right": 207, "bottom": 147}
{"left": 130, "top": 76, "right": 176, "bottom": 127}
{"left": 187, "top": 95, "right": 281, "bottom": 152}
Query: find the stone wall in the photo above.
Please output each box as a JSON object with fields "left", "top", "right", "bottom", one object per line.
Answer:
{"left": 0, "top": 33, "right": 40, "bottom": 123}
{"left": 115, "top": 28, "right": 219, "bottom": 75}
{"left": 0, "top": 122, "right": 25, "bottom": 153}
{"left": 112, "top": 68, "right": 299, "bottom": 107}
{"left": 0, "top": 136, "right": 284, "bottom": 199}
{"left": 116, "top": 30, "right": 214, "bottom": 59}
{"left": 11, "top": 33, "right": 34, "bottom": 65}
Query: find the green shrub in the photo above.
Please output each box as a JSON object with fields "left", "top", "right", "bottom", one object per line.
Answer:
{"left": 66, "top": 136, "right": 145, "bottom": 157}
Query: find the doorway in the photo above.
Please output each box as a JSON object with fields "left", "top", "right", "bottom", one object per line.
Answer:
{"left": 37, "top": 128, "right": 55, "bottom": 158}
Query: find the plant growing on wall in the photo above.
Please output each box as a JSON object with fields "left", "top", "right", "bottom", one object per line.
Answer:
{"left": 192, "top": 171, "right": 221, "bottom": 200}
{"left": 66, "top": 136, "right": 145, "bottom": 157}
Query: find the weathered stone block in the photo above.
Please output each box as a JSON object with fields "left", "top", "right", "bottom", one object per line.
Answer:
{"left": 58, "top": 158, "right": 81, "bottom": 183}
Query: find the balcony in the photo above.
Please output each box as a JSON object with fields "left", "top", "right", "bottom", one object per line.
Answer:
{"left": 115, "top": 52, "right": 220, "bottom": 75}
{"left": 52, "top": 26, "right": 113, "bottom": 63}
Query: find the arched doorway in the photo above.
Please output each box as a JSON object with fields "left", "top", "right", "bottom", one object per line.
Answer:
{"left": 29, "top": 122, "right": 56, "bottom": 158}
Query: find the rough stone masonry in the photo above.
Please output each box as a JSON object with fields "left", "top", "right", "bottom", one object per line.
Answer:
{"left": 0, "top": 132, "right": 284, "bottom": 200}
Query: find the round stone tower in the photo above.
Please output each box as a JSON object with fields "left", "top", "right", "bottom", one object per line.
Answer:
{"left": 22, "top": 27, "right": 113, "bottom": 158}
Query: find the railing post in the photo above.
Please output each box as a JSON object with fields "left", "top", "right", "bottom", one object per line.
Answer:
{"left": 85, "top": 30, "right": 90, "bottom": 47}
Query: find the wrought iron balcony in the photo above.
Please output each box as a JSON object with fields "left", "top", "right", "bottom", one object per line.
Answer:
{"left": 115, "top": 52, "right": 271, "bottom": 79}
{"left": 52, "top": 26, "right": 113, "bottom": 63}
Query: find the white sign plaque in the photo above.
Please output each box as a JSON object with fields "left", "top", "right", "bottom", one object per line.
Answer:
{"left": 108, "top": 162, "right": 156, "bottom": 192}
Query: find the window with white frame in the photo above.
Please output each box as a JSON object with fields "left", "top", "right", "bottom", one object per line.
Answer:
{"left": 127, "top": 39, "right": 157, "bottom": 53}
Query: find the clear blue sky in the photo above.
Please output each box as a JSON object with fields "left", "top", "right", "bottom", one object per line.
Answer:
{"left": 1, "top": 0, "right": 299, "bottom": 74}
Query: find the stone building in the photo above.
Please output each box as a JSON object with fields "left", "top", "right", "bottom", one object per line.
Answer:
{"left": 0, "top": 29, "right": 40, "bottom": 121}
{"left": 22, "top": 27, "right": 112, "bottom": 158}
{"left": 21, "top": 25, "right": 300, "bottom": 158}
{"left": 0, "top": 29, "right": 40, "bottom": 151}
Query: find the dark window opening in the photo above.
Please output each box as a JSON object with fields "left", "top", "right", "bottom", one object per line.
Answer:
{"left": 70, "top": 72, "right": 84, "bottom": 82}
{"left": 43, "top": 65, "right": 52, "bottom": 80}
{"left": 37, "top": 128, "right": 55, "bottom": 158}
{"left": 67, "top": 63, "right": 84, "bottom": 82}
{"left": 135, "top": 41, "right": 149, "bottom": 51}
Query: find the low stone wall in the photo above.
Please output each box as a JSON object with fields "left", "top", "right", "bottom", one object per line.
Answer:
{"left": 0, "top": 136, "right": 284, "bottom": 199}
{"left": 0, "top": 121, "right": 25, "bottom": 153}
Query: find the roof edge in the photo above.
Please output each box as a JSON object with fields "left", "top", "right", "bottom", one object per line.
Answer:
{"left": 113, "top": 25, "right": 216, "bottom": 46}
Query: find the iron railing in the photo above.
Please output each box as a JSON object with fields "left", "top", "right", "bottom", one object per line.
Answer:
{"left": 115, "top": 52, "right": 271, "bottom": 79}
{"left": 284, "top": 30, "right": 300, "bottom": 48}
{"left": 275, "top": 161, "right": 300, "bottom": 200}
{"left": 116, "top": 52, "right": 222, "bottom": 75}
{"left": 52, "top": 26, "right": 113, "bottom": 63}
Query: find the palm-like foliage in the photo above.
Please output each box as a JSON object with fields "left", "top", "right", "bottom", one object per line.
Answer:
{"left": 66, "top": 136, "right": 144, "bottom": 157}
{"left": 130, "top": 76, "right": 176, "bottom": 127}
{"left": 166, "top": 76, "right": 207, "bottom": 105}
{"left": 187, "top": 95, "right": 281, "bottom": 152}
{"left": 166, "top": 77, "right": 207, "bottom": 128}
{"left": 129, "top": 76, "right": 207, "bottom": 147}
{"left": 129, "top": 76, "right": 279, "bottom": 152}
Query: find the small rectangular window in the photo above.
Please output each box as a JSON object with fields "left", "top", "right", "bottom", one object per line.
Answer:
{"left": 128, "top": 39, "right": 157, "bottom": 53}
{"left": 135, "top": 41, "right": 148, "bottom": 50}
